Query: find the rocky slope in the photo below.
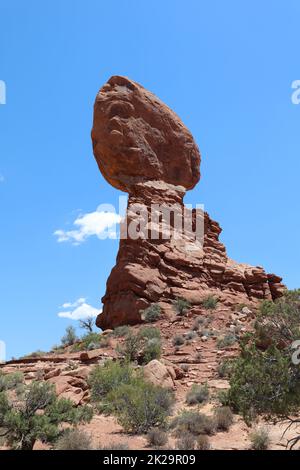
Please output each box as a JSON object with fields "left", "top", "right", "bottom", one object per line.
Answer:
{"left": 0, "top": 305, "right": 296, "bottom": 450}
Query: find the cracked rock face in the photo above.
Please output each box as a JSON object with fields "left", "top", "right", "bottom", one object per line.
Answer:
{"left": 92, "top": 76, "right": 285, "bottom": 330}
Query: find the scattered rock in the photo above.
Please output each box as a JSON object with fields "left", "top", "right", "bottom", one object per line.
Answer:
{"left": 143, "top": 360, "right": 175, "bottom": 389}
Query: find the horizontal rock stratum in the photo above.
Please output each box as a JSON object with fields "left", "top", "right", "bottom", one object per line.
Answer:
{"left": 92, "top": 76, "right": 285, "bottom": 329}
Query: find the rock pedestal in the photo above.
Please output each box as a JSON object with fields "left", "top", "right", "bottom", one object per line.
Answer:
{"left": 92, "top": 76, "right": 285, "bottom": 330}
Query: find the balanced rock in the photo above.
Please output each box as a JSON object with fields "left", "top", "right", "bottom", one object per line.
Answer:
{"left": 92, "top": 76, "right": 285, "bottom": 329}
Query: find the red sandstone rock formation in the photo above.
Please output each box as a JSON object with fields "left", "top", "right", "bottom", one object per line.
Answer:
{"left": 92, "top": 76, "right": 285, "bottom": 330}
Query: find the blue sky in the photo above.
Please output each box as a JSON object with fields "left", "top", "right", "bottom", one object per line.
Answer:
{"left": 0, "top": 0, "right": 299, "bottom": 359}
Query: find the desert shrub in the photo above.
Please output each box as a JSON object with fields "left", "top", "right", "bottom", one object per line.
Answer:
{"left": 186, "top": 383, "right": 209, "bottom": 406}
{"left": 61, "top": 325, "right": 78, "bottom": 346}
{"left": 98, "top": 442, "right": 129, "bottom": 450}
{"left": 227, "top": 290, "right": 300, "bottom": 424}
{"left": 226, "top": 345, "right": 298, "bottom": 423}
{"left": 202, "top": 295, "right": 218, "bottom": 310}
{"left": 107, "top": 379, "right": 174, "bottom": 434}
{"left": 250, "top": 427, "right": 270, "bottom": 450}
{"left": 141, "top": 304, "right": 161, "bottom": 323}
{"left": 172, "top": 335, "right": 185, "bottom": 347}
{"left": 0, "top": 381, "right": 92, "bottom": 450}
{"left": 194, "top": 352, "right": 202, "bottom": 363}
{"left": 55, "top": 429, "right": 93, "bottom": 450}
{"left": 147, "top": 428, "right": 168, "bottom": 447}
{"left": 185, "top": 331, "right": 197, "bottom": 341}
{"left": 176, "top": 433, "right": 196, "bottom": 450}
{"left": 196, "top": 434, "right": 211, "bottom": 450}
{"left": 0, "top": 372, "right": 24, "bottom": 392}
{"left": 81, "top": 332, "right": 102, "bottom": 349}
{"left": 171, "top": 411, "right": 215, "bottom": 436}
{"left": 113, "top": 325, "right": 130, "bottom": 337}
{"left": 173, "top": 298, "right": 191, "bottom": 316}
{"left": 21, "top": 350, "right": 47, "bottom": 359}
{"left": 217, "top": 359, "right": 235, "bottom": 379}
{"left": 193, "top": 316, "right": 212, "bottom": 331}
{"left": 141, "top": 338, "right": 161, "bottom": 365}
{"left": 181, "top": 364, "right": 189, "bottom": 373}
{"left": 216, "top": 333, "right": 237, "bottom": 349}
{"left": 214, "top": 407, "right": 233, "bottom": 431}
{"left": 120, "top": 333, "right": 142, "bottom": 362}
{"left": 89, "top": 360, "right": 134, "bottom": 402}
{"left": 138, "top": 327, "right": 161, "bottom": 340}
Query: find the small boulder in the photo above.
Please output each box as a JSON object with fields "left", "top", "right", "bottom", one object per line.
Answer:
{"left": 143, "top": 360, "right": 175, "bottom": 389}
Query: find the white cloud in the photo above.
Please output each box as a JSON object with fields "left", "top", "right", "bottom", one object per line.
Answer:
{"left": 58, "top": 297, "right": 100, "bottom": 321}
{"left": 60, "top": 298, "right": 86, "bottom": 309}
{"left": 54, "top": 205, "right": 121, "bottom": 245}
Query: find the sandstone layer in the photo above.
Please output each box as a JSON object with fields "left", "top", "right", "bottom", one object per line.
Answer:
{"left": 92, "top": 76, "right": 285, "bottom": 329}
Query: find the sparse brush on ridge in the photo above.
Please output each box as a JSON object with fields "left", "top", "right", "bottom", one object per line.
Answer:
{"left": 172, "top": 335, "right": 185, "bottom": 347}
{"left": 141, "top": 304, "right": 161, "bottom": 323}
{"left": 173, "top": 298, "right": 191, "bottom": 316}
{"left": 61, "top": 325, "right": 78, "bottom": 346}
{"left": 186, "top": 383, "right": 209, "bottom": 406}
{"left": 216, "top": 333, "right": 237, "bottom": 349}
{"left": 202, "top": 295, "right": 218, "bottom": 310}
{"left": 113, "top": 325, "right": 130, "bottom": 337}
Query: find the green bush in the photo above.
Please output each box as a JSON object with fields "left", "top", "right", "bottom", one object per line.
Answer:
{"left": 0, "top": 372, "right": 24, "bottom": 392}
{"left": 173, "top": 298, "right": 191, "bottom": 316}
{"left": 186, "top": 383, "right": 209, "bottom": 406}
{"left": 141, "top": 338, "right": 161, "bottom": 365}
{"left": 81, "top": 332, "right": 102, "bottom": 349}
{"left": 217, "top": 359, "right": 235, "bottom": 379}
{"left": 216, "top": 333, "right": 237, "bottom": 349}
{"left": 147, "top": 428, "right": 168, "bottom": 447}
{"left": 250, "top": 427, "right": 270, "bottom": 450}
{"left": 119, "top": 333, "right": 142, "bottom": 362}
{"left": 171, "top": 411, "right": 215, "bottom": 436}
{"left": 0, "top": 381, "right": 92, "bottom": 450}
{"left": 214, "top": 407, "right": 233, "bottom": 431}
{"left": 138, "top": 327, "right": 161, "bottom": 340}
{"left": 172, "top": 335, "right": 185, "bottom": 347}
{"left": 185, "top": 331, "right": 197, "bottom": 341}
{"left": 227, "top": 345, "right": 298, "bottom": 423}
{"left": 55, "top": 429, "right": 93, "bottom": 450}
{"left": 89, "top": 360, "right": 134, "bottom": 402}
{"left": 226, "top": 290, "right": 300, "bottom": 424}
{"left": 202, "top": 295, "right": 218, "bottom": 310}
{"left": 141, "top": 304, "right": 161, "bottom": 323}
{"left": 107, "top": 379, "right": 174, "bottom": 434}
{"left": 113, "top": 325, "right": 130, "bottom": 337}
{"left": 61, "top": 325, "right": 78, "bottom": 346}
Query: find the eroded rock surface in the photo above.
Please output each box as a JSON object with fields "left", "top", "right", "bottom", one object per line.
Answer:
{"left": 92, "top": 76, "right": 285, "bottom": 329}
